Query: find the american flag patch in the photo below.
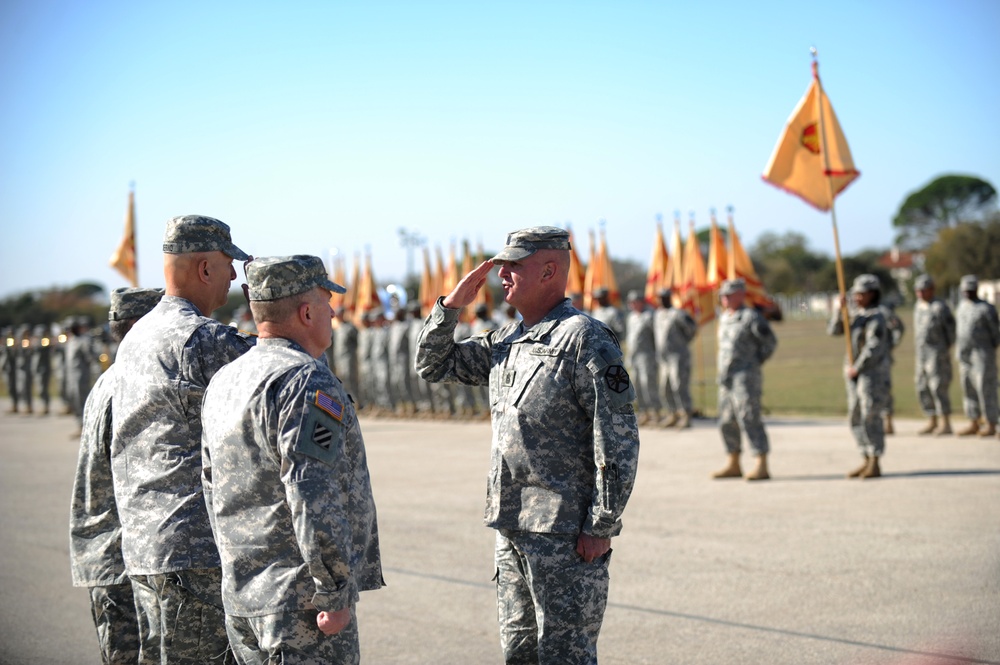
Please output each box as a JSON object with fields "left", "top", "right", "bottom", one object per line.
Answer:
{"left": 315, "top": 390, "right": 344, "bottom": 421}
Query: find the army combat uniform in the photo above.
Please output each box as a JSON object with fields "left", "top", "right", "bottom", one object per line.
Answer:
{"left": 416, "top": 293, "right": 639, "bottom": 664}
{"left": 625, "top": 300, "right": 661, "bottom": 422}
{"left": 956, "top": 279, "right": 1000, "bottom": 432}
{"left": 653, "top": 301, "right": 697, "bottom": 425}
{"left": 914, "top": 286, "right": 956, "bottom": 424}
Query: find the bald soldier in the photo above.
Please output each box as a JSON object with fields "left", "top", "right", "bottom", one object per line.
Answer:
{"left": 416, "top": 226, "right": 640, "bottom": 664}
{"left": 70, "top": 287, "right": 163, "bottom": 664}
{"left": 111, "top": 215, "right": 254, "bottom": 663}
{"left": 202, "top": 256, "right": 382, "bottom": 664}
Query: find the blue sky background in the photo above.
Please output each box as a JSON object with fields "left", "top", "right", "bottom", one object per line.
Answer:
{"left": 1, "top": 0, "right": 998, "bottom": 298}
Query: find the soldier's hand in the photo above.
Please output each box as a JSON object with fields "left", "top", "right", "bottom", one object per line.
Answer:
{"left": 317, "top": 607, "right": 352, "bottom": 635}
{"left": 576, "top": 533, "right": 611, "bottom": 563}
{"left": 442, "top": 260, "right": 494, "bottom": 310}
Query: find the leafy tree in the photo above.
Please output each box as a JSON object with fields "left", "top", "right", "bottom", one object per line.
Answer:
{"left": 923, "top": 214, "right": 1000, "bottom": 291}
{"left": 751, "top": 231, "right": 831, "bottom": 294}
{"left": 892, "top": 174, "right": 997, "bottom": 248}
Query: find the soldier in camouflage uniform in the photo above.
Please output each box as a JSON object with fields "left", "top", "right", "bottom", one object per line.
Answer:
{"left": 625, "top": 290, "right": 661, "bottom": 425}
{"left": 877, "top": 302, "right": 905, "bottom": 434}
{"left": 332, "top": 307, "right": 359, "bottom": 400}
{"left": 713, "top": 279, "right": 778, "bottom": 481}
{"left": 2, "top": 326, "right": 17, "bottom": 412}
{"left": 14, "top": 324, "right": 34, "bottom": 414}
{"left": 828, "top": 274, "right": 890, "bottom": 478}
{"left": 202, "top": 256, "right": 383, "bottom": 665}
{"left": 913, "top": 275, "right": 956, "bottom": 435}
{"left": 590, "top": 286, "right": 625, "bottom": 342}
{"left": 389, "top": 304, "right": 414, "bottom": 415}
{"left": 416, "top": 227, "right": 640, "bottom": 665}
{"left": 955, "top": 274, "right": 1000, "bottom": 437}
{"left": 65, "top": 317, "right": 95, "bottom": 432}
{"left": 70, "top": 287, "right": 163, "bottom": 665}
{"left": 111, "top": 215, "right": 253, "bottom": 664}
{"left": 653, "top": 288, "right": 697, "bottom": 428}
{"left": 32, "top": 324, "right": 54, "bottom": 415}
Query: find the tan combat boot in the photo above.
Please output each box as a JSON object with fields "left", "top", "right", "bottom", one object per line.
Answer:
{"left": 660, "top": 411, "right": 679, "bottom": 428}
{"left": 847, "top": 456, "right": 870, "bottom": 478}
{"left": 677, "top": 411, "right": 692, "bottom": 429}
{"left": 979, "top": 422, "right": 997, "bottom": 437}
{"left": 917, "top": 416, "right": 937, "bottom": 435}
{"left": 884, "top": 414, "right": 894, "bottom": 435}
{"left": 745, "top": 455, "right": 770, "bottom": 481}
{"left": 957, "top": 420, "right": 980, "bottom": 436}
{"left": 859, "top": 456, "right": 881, "bottom": 479}
{"left": 935, "top": 414, "right": 952, "bottom": 436}
{"left": 712, "top": 453, "right": 742, "bottom": 479}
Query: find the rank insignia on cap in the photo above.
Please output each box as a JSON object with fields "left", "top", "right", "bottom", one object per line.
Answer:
{"left": 315, "top": 390, "right": 344, "bottom": 421}
{"left": 604, "top": 365, "right": 630, "bottom": 394}
{"left": 312, "top": 422, "right": 333, "bottom": 449}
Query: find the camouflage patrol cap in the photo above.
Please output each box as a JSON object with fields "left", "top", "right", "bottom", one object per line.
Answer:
{"left": 850, "top": 274, "right": 881, "bottom": 293}
{"left": 960, "top": 274, "right": 978, "bottom": 291}
{"left": 109, "top": 287, "right": 164, "bottom": 321}
{"left": 492, "top": 226, "right": 571, "bottom": 262}
{"left": 162, "top": 215, "right": 249, "bottom": 261}
{"left": 914, "top": 274, "right": 934, "bottom": 290}
{"left": 720, "top": 278, "right": 746, "bottom": 296}
{"left": 246, "top": 255, "right": 346, "bottom": 301}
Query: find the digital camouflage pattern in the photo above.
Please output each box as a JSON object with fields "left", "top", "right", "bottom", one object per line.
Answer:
{"left": 246, "top": 255, "right": 346, "bottom": 301}
{"left": 590, "top": 304, "right": 625, "bottom": 342}
{"left": 161, "top": 214, "right": 249, "bottom": 260}
{"left": 956, "top": 296, "right": 1000, "bottom": 423}
{"left": 653, "top": 306, "right": 696, "bottom": 415}
{"left": 333, "top": 319, "right": 359, "bottom": 398}
{"left": 625, "top": 306, "right": 660, "bottom": 412}
{"left": 111, "top": 295, "right": 254, "bottom": 575}
{"left": 914, "top": 296, "right": 956, "bottom": 417}
{"left": 717, "top": 306, "right": 777, "bottom": 455}
{"left": 226, "top": 606, "right": 360, "bottom": 665}
{"left": 70, "top": 367, "right": 128, "bottom": 587}
{"left": 109, "top": 287, "right": 164, "bottom": 321}
{"left": 201, "top": 337, "right": 383, "bottom": 619}
{"left": 878, "top": 304, "right": 905, "bottom": 417}
{"left": 416, "top": 297, "right": 640, "bottom": 538}
{"left": 829, "top": 304, "right": 889, "bottom": 457}
{"left": 88, "top": 583, "right": 140, "bottom": 665}
{"left": 491, "top": 226, "right": 572, "bottom": 263}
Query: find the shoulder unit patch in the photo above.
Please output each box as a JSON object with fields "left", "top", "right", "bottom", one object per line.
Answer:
{"left": 604, "top": 364, "right": 631, "bottom": 394}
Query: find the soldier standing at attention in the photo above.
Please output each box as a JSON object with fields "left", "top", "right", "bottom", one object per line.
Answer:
{"left": 65, "top": 317, "right": 95, "bottom": 434}
{"left": 712, "top": 279, "right": 778, "bottom": 481}
{"left": 111, "top": 215, "right": 253, "bottom": 663}
{"left": 878, "top": 301, "right": 905, "bottom": 434}
{"left": 416, "top": 227, "right": 640, "bottom": 665}
{"left": 913, "top": 274, "right": 956, "bottom": 435}
{"left": 70, "top": 287, "right": 163, "bottom": 664}
{"left": 828, "top": 274, "right": 890, "bottom": 478}
{"left": 625, "top": 290, "right": 661, "bottom": 425}
{"left": 2, "top": 327, "right": 18, "bottom": 413}
{"left": 14, "top": 324, "right": 34, "bottom": 415}
{"left": 955, "top": 274, "right": 1000, "bottom": 438}
{"left": 332, "top": 306, "right": 359, "bottom": 400}
{"left": 590, "top": 286, "right": 625, "bottom": 342}
{"left": 653, "top": 287, "right": 697, "bottom": 428}
{"left": 32, "top": 324, "right": 54, "bottom": 415}
{"left": 202, "top": 256, "right": 383, "bottom": 664}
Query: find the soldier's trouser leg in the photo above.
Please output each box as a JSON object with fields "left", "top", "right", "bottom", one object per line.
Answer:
{"left": 17, "top": 372, "right": 32, "bottom": 411}
{"left": 847, "top": 373, "right": 886, "bottom": 457}
{"left": 633, "top": 357, "right": 659, "bottom": 411}
{"left": 931, "top": 356, "right": 953, "bottom": 416}
{"left": 89, "top": 583, "right": 140, "bottom": 665}
{"left": 723, "top": 373, "right": 769, "bottom": 455}
{"left": 916, "top": 362, "right": 938, "bottom": 416}
{"left": 132, "top": 568, "right": 234, "bottom": 664}
{"left": 959, "top": 360, "right": 981, "bottom": 421}
{"left": 673, "top": 356, "right": 693, "bottom": 414}
{"left": 717, "top": 384, "right": 742, "bottom": 454}
{"left": 226, "top": 607, "right": 360, "bottom": 665}
{"left": 980, "top": 359, "right": 999, "bottom": 424}
{"left": 658, "top": 365, "right": 678, "bottom": 414}
{"left": 495, "top": 530, "right": 609, "bottom": 665}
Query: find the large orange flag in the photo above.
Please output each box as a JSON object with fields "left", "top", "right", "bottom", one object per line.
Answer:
{"left": 667, "top": 217, "right": 684, "bottom": 306}
{"left": 706, "top": 210, "right": 728, "bottom": 289}
{"left": 762, "top": 60, "right": 859, "bottom": 211}
{"left": 727, "top": 214, "right": 778, "bottom": 316}
{"left": 109, "top": 188, "right": 138, "bottom": 286}
{"left": 644, "top": 219, "right": 669, "bottom": 304}
{"left": 328, "top": 255, "right": 346, "bottom": 310}
{"left": 344, "top": 253, "right": 360, "bottom": 318}
{"left": 355, "top": 252, "right": 382, "bottom": 318}
{"left": 565, "top": 225, "right": 586, "bottom": 298}
{"left": 593, "top": 226, "right": 620, "bottom": 307}
{"left": 418, "top": 246, "right": 435, "bottom": 312}
{"left": 583, "top": 229, "right": 597, "bottom": 311}
{"left": 679, "top": 220, "right": 715, "bottom": 325}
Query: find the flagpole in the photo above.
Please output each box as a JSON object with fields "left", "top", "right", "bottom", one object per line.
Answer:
{"left": 812, "top": 48, "right": 854, "bottom": 364}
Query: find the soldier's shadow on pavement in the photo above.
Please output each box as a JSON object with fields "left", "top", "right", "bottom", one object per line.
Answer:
{"left": 775, "top": 469, "right": 1000, "bottom": 482}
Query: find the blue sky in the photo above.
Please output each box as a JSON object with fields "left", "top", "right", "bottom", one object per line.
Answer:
{"left": 1, "top": 1, "right": 998, "bottom": 299}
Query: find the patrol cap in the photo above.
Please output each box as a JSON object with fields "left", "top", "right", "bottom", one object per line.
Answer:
{"left": 491, "top": 226, "right": 571, "bottom": 262}
{"left": 246, "top": 255, "right": 346, "bottom": 302}
{"left": 657, "top": 287, "right": 672, "bottom": 297}
{"left": 850, "top": 274, "right": 881, "bottom": 294}
{"left": 914, "top": 274, "right": 934, "bottom": 290}
{"left": 109, "top": 287, "right": 164, "bottom": 321}
{"left": 720, "top": 278, "right": 746, "bottom": 296}
{"left": 960, "top": 274, "right": 978, "bottom": 291}
{"left": 162, "top": 215, "right": 249, "bottom": 261}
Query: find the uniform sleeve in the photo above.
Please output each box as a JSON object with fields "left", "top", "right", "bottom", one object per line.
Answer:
{"left": 186, "top": 323, "right": 255, "bottom": 389}
{"left": 888, "top": 311, "right": 905, "bottom": 347}
{"left": 853, "top": 317, "right": 887, "bottom": 374}
{"left": 578, "top": 335, "right": 640, "bottom": 539}
{"left": 827, "top": 308, "right": 846, "bottom": 336}
{"left": 278, "top": 370, "right": 358, "bottom": 612}
{"left": 941, "top": 304, "right": 957, "bottom": 349}
{"left": 680, "top": 312, "right": 697, "bottom": 342}
{"left": 415, "top": 298, "right": 493, "bottom": 386}
{"left": 753, "top": 314, "right": 778, "bottom": 364}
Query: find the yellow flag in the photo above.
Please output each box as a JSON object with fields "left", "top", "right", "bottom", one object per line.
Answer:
{"left": 565, "top": 226, "right": 586, "bottom": 299}
{"left": 109, "top": 189, "right": 138, "bottom": 286}
{"left": 762, "top": 62, "right": 859, "bottom": 211}
{"left": 644, "top": 220, "right": 669, "bottom": 304}
{"left": 679, "top": 221, "right": 715, "bottom": 325}
{"left": 728, "top": 214, "right": 779, "bottom": 318}
{"left": 706, "top": 212, "right": 728, "bottom": 288}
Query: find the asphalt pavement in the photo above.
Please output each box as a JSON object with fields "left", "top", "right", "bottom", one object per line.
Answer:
{"left": 1, "top": 407, "right": 998, "bottom": 665}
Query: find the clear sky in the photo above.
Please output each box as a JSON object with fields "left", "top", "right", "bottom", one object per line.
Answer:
{"left": 1, "top": 0, "right": 998, "bottom": 299}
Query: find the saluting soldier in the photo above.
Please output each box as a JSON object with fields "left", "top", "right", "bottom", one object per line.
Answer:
{"left": 913, "top": 275, "right": 956, "bottom": 435}
{"left": 955, "top": 274, "right": 1000, "bottom": 437}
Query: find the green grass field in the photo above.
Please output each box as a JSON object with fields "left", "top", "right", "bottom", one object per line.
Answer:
{"left": 686, "top": 306, "right": 965, "bottom": 419}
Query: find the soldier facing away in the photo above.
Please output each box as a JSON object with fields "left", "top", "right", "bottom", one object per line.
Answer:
{"left": 202, "top": 255, "right": 383, "bottom": 664}
{"left": 913, "top": 274, "right": 956, "bottom": 436}
{"left": 955, "top": 274, "right": 1000, "bottom": 438}
{"left": 416, "top": 226, "right": 640, "bottom": 664}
